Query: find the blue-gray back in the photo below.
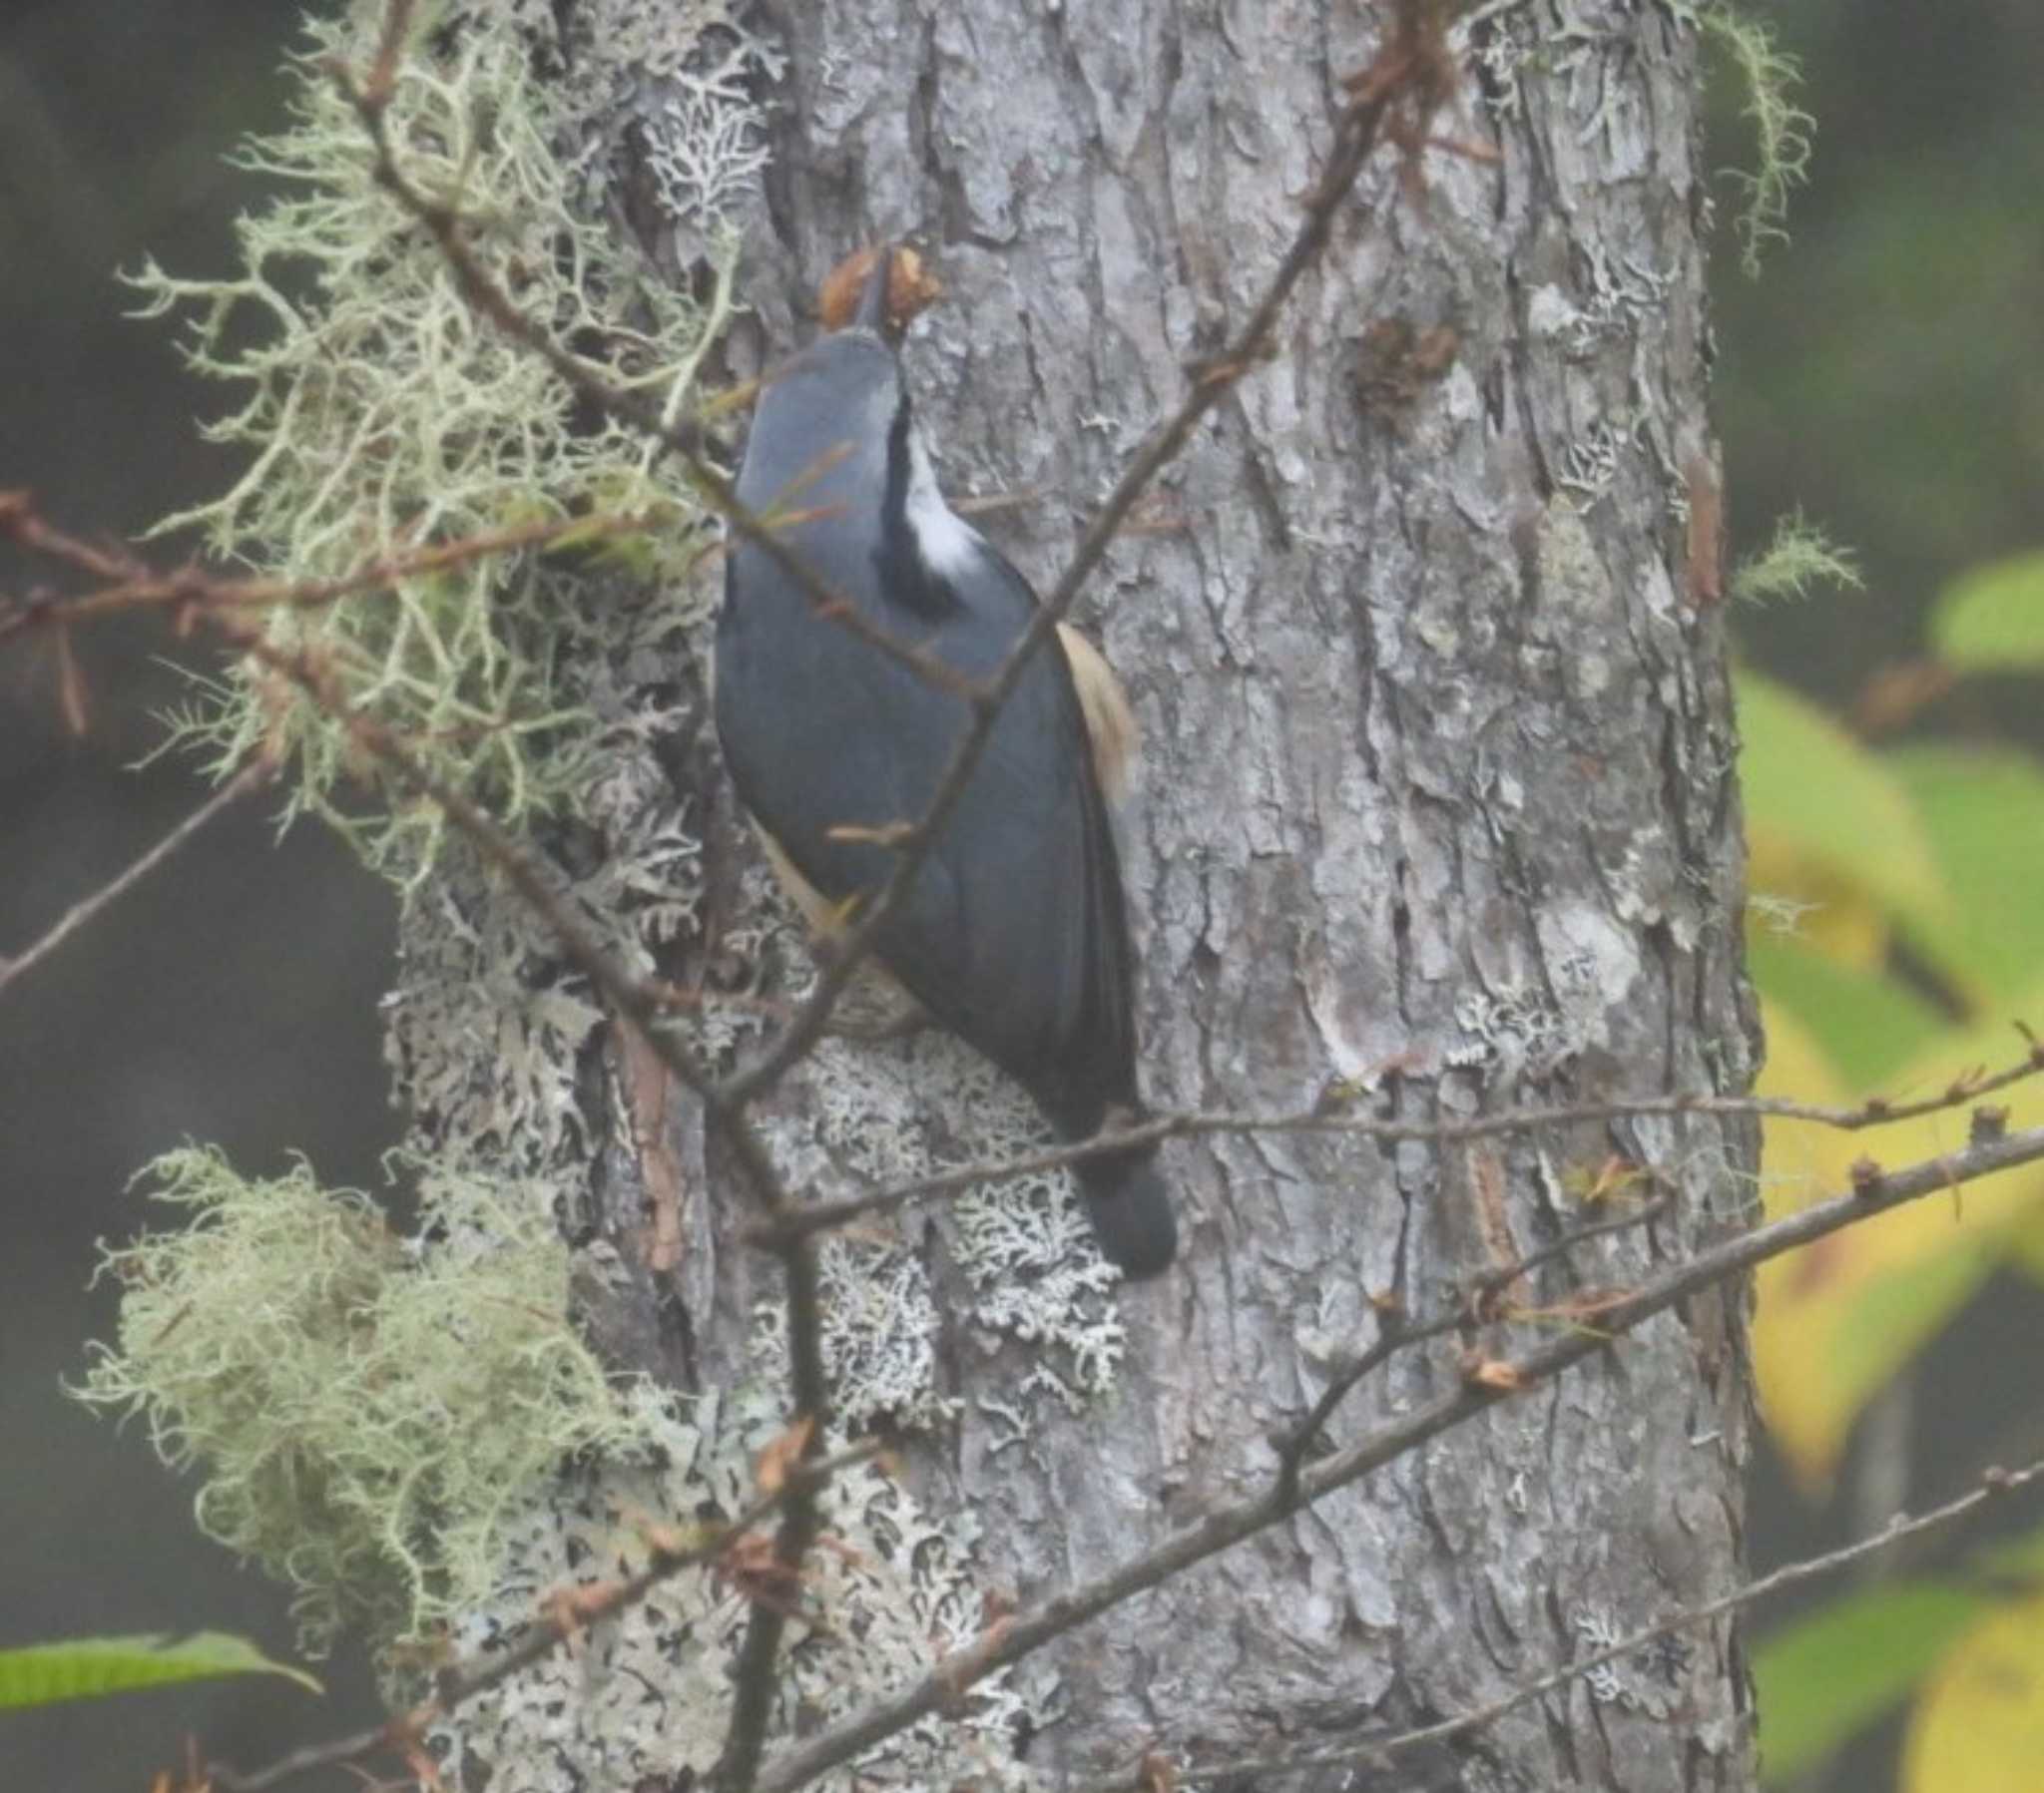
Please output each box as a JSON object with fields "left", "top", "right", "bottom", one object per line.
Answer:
{"left": 716, "top": 330, "right": 1137, "bottom": 1129}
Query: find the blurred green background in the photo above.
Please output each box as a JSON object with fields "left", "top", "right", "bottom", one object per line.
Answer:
{"left": 3, "top": 3, "right": 2042, "bottom": 1788}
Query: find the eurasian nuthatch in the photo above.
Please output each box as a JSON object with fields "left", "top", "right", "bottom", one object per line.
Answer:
{"left": 717, "top": 249, "right": 1176, "bottom": 1277}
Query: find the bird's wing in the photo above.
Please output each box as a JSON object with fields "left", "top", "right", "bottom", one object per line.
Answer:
{"left": 719, "top": 517, "right": 1142, "bottom": 1134}
{"left": 890, "top": 538, "right": 1142, "bottom": 1131}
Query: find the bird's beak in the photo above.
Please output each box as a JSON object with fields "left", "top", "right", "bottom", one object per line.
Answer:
{"left": 853, "top": 244, "right": 895, "bottom": 335}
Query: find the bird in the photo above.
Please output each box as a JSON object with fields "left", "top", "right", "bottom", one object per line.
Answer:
{"left": 715, "top": 246, "right": 1177, "bottom": 1278}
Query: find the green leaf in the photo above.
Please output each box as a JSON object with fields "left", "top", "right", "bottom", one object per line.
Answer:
{"left": 0, "top": 1632, "right": 321, "bottom": 1710}
{"left": 1757, "top": 1582, "right": 1983, "bottom": 1783}
{"left": 1886, "top": 744, "right": 2044, "bottom": 1007}
{"left": 1747, "top": 932, "right": 1944, "bottom": 1088}
{"left": 1932, "top": 551, "right": 2044, "bottom": 672}
{"left": 1738, "top": 669, "right": 1949, "bottom": 925}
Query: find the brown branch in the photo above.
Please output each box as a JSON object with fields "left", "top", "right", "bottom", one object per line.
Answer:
{"left": 80, "top": 466, "right": 839, "bottom": 1792}
{"left": 0, "top": 528, "right": 845, "bottom": 1793}
{"left": 189, "top": 1118, "right": 2044, "bottom": 1793}
{"left": 1157, "top": 1455, "right": 2044, "bottom": 1787}
{"left": 326, "top": 36, "right": 845, "bottom": 1785}
{"left": 208, "top": 1438, "right": 884, "bottom": 1793}
{"left": 0, "top": 499, "right": 675, "bottom": 647}
{"left": 0, "top": 759, "right": 273, "bottom": 998}
{"left": 768, "top": 1041, "right": 2044, "bottom": 1240}
{"left": 744, "top": 1121, "right": 2044, "bottom": 1793}
{"left": 0, "top": 476, "right": 833, "bottom": 1793}
{"left": 714, "top": 1235, "right": 831, "bottom": 1793}
{"left": 2, "top": 489, "right": 730, "bottom": 1126}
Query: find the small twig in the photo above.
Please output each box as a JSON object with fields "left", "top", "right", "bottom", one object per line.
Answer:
{"left": 1274, "top": 1305, "right": 1419, "bottom": 1504}
{"left": 0, "top": 760, "right": 273, "bottom": 998}
{"left": 0, "top": 502, "right": 675, "bottom": 647}
{"left": 713, "top": 1229, "right": 831, "bottom": 1793}
{"left": 1481, "top": 1185, "right": 1677, "bottom": 1295}
{"left": 1272, "top": 1189, "right": 1675, "bottom": 1500}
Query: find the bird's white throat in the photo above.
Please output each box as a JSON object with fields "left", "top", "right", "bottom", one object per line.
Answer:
{"left": 903, "top": 426, "right": 983, "bottom": 579}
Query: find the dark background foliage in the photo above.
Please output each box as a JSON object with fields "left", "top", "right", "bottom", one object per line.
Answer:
{"left": 3, "top": 3, "right": 2038, "bottom": 1786}
{"left": 1, "top": 5, "right": 393, "bottom": 1778}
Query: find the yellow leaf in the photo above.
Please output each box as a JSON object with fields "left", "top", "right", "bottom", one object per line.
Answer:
{"left": 1753, "top": 996, "right": 2044, "bottom": 1490}
{"left": 1903, "top": 1589, "right": 2044, "bottom": 1792}
{"left": 1739, "top": 669, "right": 1950, "bottom": 936}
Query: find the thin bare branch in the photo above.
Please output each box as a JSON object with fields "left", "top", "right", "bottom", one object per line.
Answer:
{"left": 330, "top": 37, "right": 854, "bottom": 1779}
{"left": 0, "top": 478, "right": 837, "bottom": 1793}
{"left": 0, "top": 760, "right": 273, "bottom": 999}
{"left": 0, "top": 500, "right": 676, "bottom": 647}
{"left": 202, "top": 540, "right": 834, "bottom": 1791}
{"left": 1273, "top": 1188, "right": 1675, "bottom": 1500}
{"left": 186, "top": 1115, "right": 2044, "bottom": 1793}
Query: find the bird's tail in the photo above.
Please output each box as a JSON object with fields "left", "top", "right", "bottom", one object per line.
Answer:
{"left": 1074, "top": 1146, "right": 1177, "bottom": 1279}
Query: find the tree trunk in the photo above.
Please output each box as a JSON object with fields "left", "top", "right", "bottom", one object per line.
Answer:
{"left": 405, "top": 3, "right": 1761, "bottom": 1789}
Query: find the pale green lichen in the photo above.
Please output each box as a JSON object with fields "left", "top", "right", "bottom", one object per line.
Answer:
{"left": 133, "top": 6, "right": 732, "bottom": 894}
{"left": 1733, "top": 510, "right": 1863, "bottom": 605}
{"left": 73, "top": 1146, "right": 671, "bottom": 1655}
{"left": 1697, "top": 4, "right": 1814, "bottom": 277}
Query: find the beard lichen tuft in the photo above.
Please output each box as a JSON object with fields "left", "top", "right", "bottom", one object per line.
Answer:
{"left": 73, "top": 1146, "right": 673, "bottom": 1656}
{"left": 131, "top": 7, "right": 744, "bottom": 895}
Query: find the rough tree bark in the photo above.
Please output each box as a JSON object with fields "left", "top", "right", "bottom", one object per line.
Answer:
{"left": 403, "top": 3, "right": 1760, "bottom": 1790}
